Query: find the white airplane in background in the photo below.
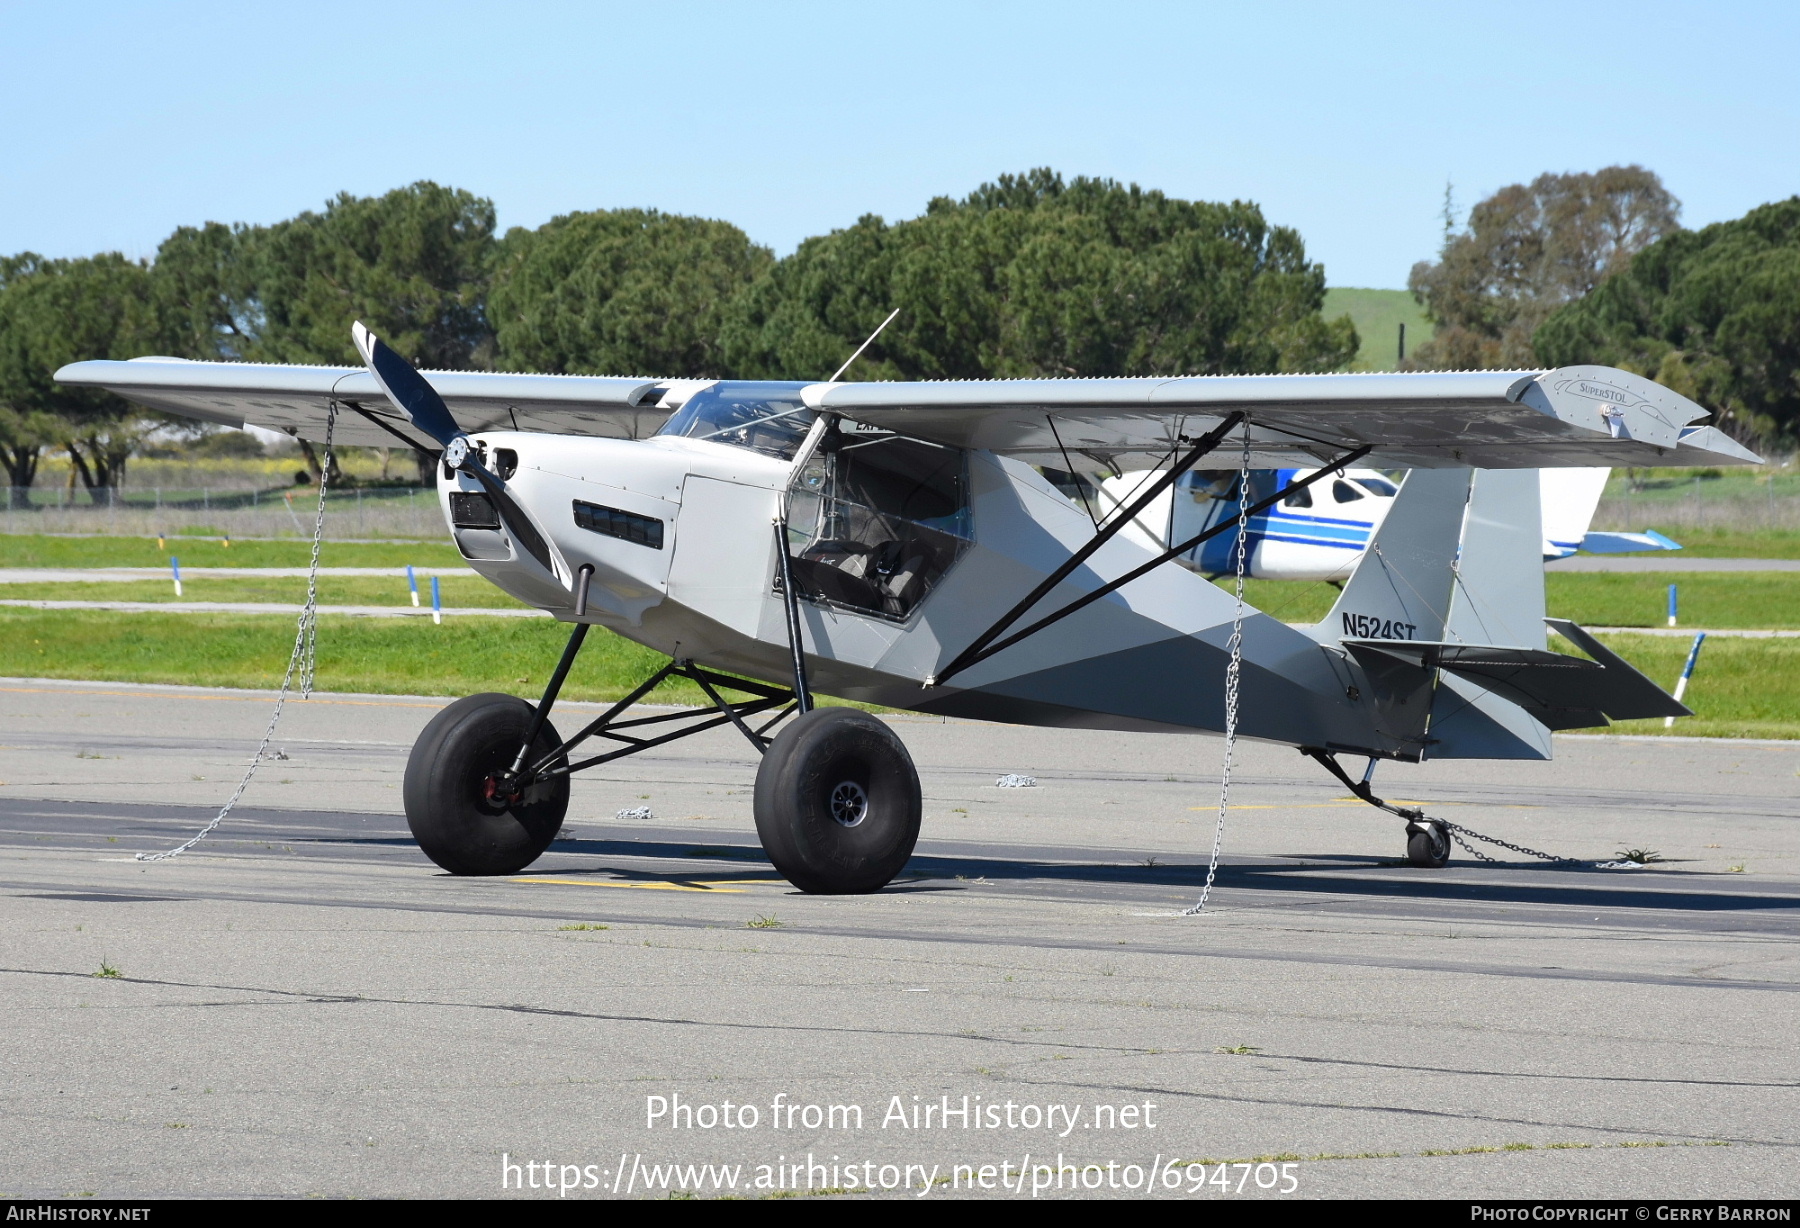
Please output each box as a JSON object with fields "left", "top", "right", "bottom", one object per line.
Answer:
{"left": 1092, "top": 466, "right": 1682, "bottom": 583}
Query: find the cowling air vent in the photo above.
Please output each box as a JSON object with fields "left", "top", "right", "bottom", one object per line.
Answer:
{"left": 450, "top": 492, "right": 501, "bottom": 529}
{"left": 573, "top": 500, "right": 664, "bottom": 549}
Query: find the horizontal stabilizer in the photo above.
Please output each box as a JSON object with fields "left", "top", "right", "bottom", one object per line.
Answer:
{"left": 1579, "top": 529, "right": 1681, "bottom": 554}
{"left": 1345, "top": 621, "right": 1689, "bottom": 731}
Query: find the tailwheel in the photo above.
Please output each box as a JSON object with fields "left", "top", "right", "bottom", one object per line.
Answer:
{"left": 404, "top": 692, "right": 569, "bottom": 875}
{"left": 1406, "top": 819, "right": 1450, "bottom": 868}
{"left": 754, "top": 708, "right": 921, "bottom": 894}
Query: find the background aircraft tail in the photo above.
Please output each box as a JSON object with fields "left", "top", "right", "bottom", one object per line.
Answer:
{"left": 1542, "top": 467, "right": 1682, "bottom": 557}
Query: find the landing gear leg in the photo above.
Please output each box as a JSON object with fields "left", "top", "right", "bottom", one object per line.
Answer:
{"left": 405, "top": 615, "right": 809, "bottom": 877}
{"left": 1302, "top": 748, "right": 1452, "bottom": 870}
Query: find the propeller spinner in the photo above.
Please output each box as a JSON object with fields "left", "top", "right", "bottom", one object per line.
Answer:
{"left": 350, "top": 322, "right": 566, "bottom": 584}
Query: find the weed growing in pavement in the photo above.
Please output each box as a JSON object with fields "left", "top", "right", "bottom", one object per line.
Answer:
{"left": 1215, "top": 1044, "right": 1261, "bottom": 1055}
{"left": 746, "top": 915, "right": 784, "bottom": 929}
{"left": 558, "top": 923, "right": 610, "bottom": 931}
{"left": 1614, "top": 848, "right": 1664, "bottom": 864}
{"left": 94, "top": 960, "right": 121, "bottom": 979}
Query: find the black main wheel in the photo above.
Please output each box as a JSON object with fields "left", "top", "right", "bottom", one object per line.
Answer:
{"left": 754, "top": 707, "right": 921, "bottom": 894}
{"left": 1406, "top": 821, "right": 1450, "bottom": 868}
{"left": 404, "top": 692, "right": 569, "bottom": 875}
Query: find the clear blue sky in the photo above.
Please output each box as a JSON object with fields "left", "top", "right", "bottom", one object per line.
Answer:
{"left": 3, "top": 1, "right": 1795, "bottom": 289}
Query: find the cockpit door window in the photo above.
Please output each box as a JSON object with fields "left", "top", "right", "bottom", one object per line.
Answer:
{"left": 785, "top": 424, "right": 970, "bottom": 621}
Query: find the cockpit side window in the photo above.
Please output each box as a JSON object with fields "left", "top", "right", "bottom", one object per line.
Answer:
{"left": 1331, "top": 479, "right": 1364, "bottom": 503}
{"left": 656, "top": 382, "right": 815, "bottom": 460}
{"left": 785, "top": 424, "right": 971, "bottom": 621}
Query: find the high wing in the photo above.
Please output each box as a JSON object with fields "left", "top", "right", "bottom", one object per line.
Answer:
{"left": 801, "top": 366, "right": 1762, "bottom": 471}
{"left": 55, "top": 357, "right": 1759, "bottom": 470}
{"left": 52, "top": 357, "right": 690, "bottom": 451}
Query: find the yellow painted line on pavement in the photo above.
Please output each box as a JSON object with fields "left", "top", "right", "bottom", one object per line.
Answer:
{"left": 513, "top": 877, "right": 746, "bottom": 893}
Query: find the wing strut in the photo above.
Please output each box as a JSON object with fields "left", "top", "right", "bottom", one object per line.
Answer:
{"left": 930, "top": 441, "right": 1372, "bottom": 688}
{"left": 342, "top": 401, "right": 441, "bottom": 459}
{"left": 930, "top": 413, "right": 1245, "bottom": 686}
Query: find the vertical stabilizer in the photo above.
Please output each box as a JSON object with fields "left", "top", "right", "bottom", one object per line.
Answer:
{"left": 1445, "top": 468, "right": 1546, "bottom": 650}
{"left": 1319, "top": 467, "right": 1471, "bottom": 644}
{"left": 1430, "top": 468, "right": 1553, "bottom": 759}
{"left": 1315, "top": 466, "right": 1553, "bottom": 761}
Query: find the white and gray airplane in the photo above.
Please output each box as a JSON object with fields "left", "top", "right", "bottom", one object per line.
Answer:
{"left": 58, "top": 334, "right": 1759, "bottom": 889}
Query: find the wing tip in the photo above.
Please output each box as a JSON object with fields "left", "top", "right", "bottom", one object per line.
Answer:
{"left": 350, "top": 320, "right": 374, "bottom": 366}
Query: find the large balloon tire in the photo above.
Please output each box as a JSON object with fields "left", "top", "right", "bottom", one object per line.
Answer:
{"left": 404, "top": 692, "right": 569, "bottom": 876}
{"left": 754, "top": 708, "right": 922, "bottom": 894}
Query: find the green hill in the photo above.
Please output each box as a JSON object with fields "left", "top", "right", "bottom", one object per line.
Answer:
{"left": 1323, "top": 287, "right": 1437, "bottom": 371}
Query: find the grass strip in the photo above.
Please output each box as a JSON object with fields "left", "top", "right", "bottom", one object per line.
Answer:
{"left": 0, "top": 532, "right": 463, "bottom": 570}
{"left": 0, "top": 614, "right": 1791, "bottom": 736}
{"left": 1218, "top": 572, "right": 1800, "bottom": 630}
{"left": 0, "top": 608, "right": 707, "bottom": 705}
{"left": 1634, "top": 527, "right": 1800, "bottom": 559}
{"left": 0, "top": 576, "right": 529, "bottom": 608}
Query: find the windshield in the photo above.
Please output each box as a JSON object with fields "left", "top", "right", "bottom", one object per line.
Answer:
{"left": 656, "top": 381, "right": 816, "bottom": 460}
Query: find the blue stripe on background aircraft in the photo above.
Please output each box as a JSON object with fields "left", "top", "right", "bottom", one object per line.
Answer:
{"left": 1090, "top": 466, "right": 1680, "bottom": 583}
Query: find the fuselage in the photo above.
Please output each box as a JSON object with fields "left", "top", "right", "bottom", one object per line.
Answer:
{"left": 432, "top": 382, "right": 1419, "bottom": 758}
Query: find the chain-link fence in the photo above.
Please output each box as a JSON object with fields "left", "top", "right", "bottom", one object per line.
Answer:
{"left": 1590, "top": 469, "right": 1800, "bottom": 532}
{"left": 1, "top": 485, "right": 445, "bottom": 540}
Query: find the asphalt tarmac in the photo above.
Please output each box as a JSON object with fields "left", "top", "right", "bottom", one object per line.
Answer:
{"left": 1, "top": 677, "right": 1796, "bottom": 1200}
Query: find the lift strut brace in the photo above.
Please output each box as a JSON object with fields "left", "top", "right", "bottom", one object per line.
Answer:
{"left": 931, "top": 413, "right": 1245, "bottom": 687}
{"left": 931, "top": 441, "right": 1373, "bottom": 688}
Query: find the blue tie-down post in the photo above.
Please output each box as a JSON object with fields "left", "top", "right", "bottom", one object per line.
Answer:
{"left": 431, "top": 575, "right": 442, "bottom": 625}
{"left": 1667, "top": 583, "right": 1678, "bottom": 628}
{"left": 407, "top": 565, "right": 420, "bottom": 607}
{"left": 170, "top": 556, "right": 181, "bottom": 597}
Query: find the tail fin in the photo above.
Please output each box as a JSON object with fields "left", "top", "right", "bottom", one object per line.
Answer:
{"left": 1316, "top": 467, "right": 1553, "bottom": 759}
{"left": 1542, "top": 467, "right": 1683, "bottom": 555}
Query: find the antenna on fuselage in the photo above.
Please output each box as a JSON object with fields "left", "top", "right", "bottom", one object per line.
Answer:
{"left": 827, "top": 308, "right": 900, "bottom": 382}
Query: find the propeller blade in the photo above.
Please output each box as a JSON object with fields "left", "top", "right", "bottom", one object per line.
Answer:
{"left": 351, "top": 321, "right": 566, "bottom": 584}
{"left": 351, "top": 321, "right": 465, "bottom": 449}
